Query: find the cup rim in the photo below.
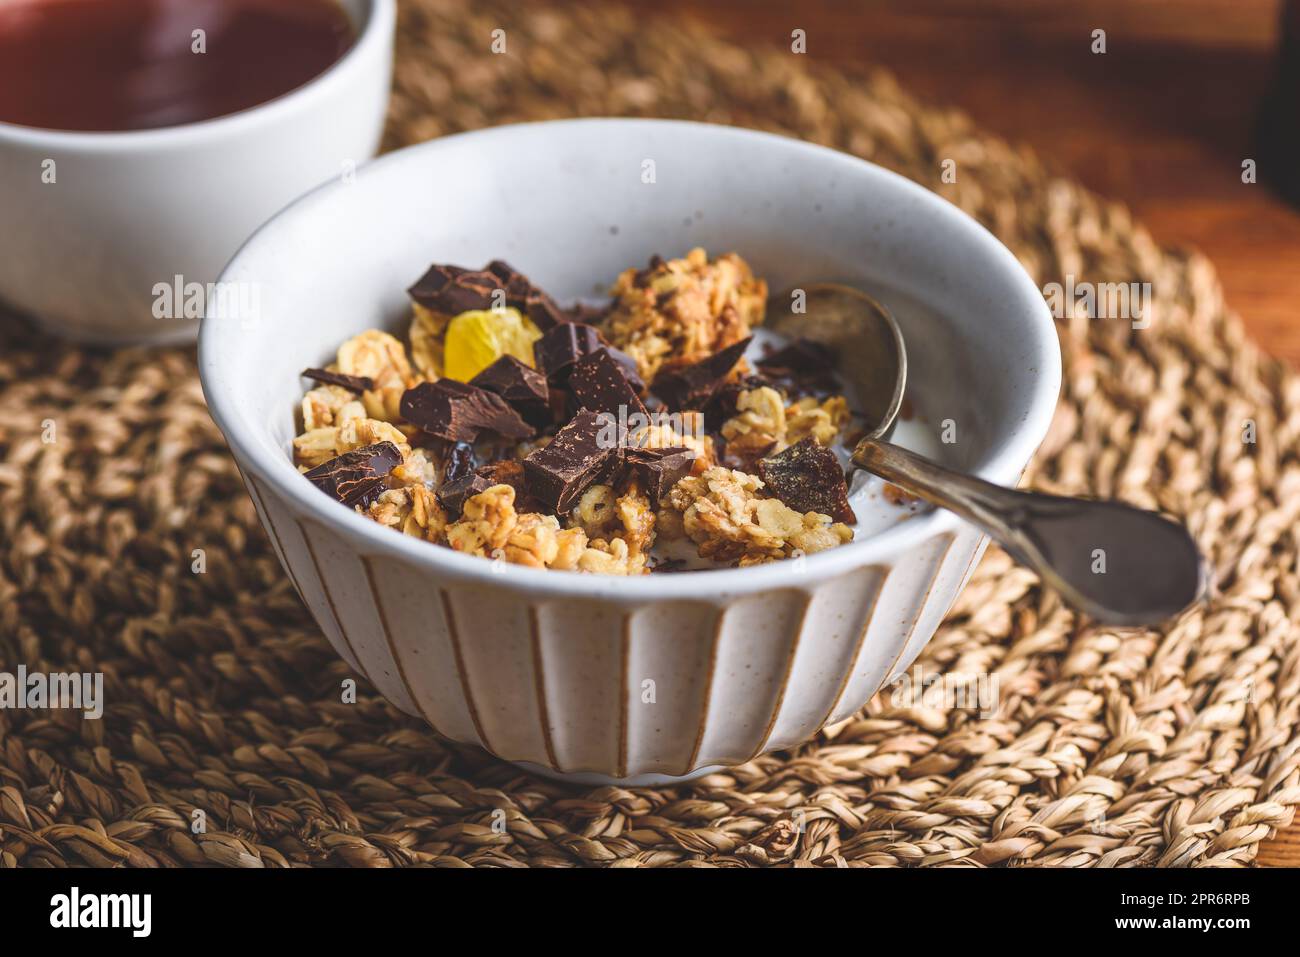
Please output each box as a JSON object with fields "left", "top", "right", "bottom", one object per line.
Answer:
{"left": 0, "top": 0, "right": 394, "bottom": 148}
{"left": 199, "top": 118, "right": 1062, "bottom": 602}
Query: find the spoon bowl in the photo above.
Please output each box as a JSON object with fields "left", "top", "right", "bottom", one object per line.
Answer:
{"left": 767, "top": 284, "right": 907, "bottom": 442}
{"left": 777, "top": 282, "right": 1208, "bottom": 627}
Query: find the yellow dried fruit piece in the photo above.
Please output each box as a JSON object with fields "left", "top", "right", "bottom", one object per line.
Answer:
{"left": 442, "top": 307, "right": 542, "bottom": 381}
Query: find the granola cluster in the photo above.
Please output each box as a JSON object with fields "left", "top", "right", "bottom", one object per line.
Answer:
{"left": 662, "top": 467, "right": 853, "bottom": 566}
{"left": 292, "top": 250, "right": 861, "bottom": 574}
{"left": 719, "top": 387, "right": 850, "bottom": 464}
{"left": 602, "top": 247, "right": 767, "bottom": 381}
{"left": 444, "top": 484, "right": 650, "bottom": 575}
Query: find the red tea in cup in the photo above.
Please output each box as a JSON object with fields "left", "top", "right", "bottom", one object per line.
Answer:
{"left": 0, "top": 0, "right": 355, "bottom": 131}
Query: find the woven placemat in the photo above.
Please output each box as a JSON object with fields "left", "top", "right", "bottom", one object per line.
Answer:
{"left": 2, "top": 0, "right": 1299, "bottom": 868}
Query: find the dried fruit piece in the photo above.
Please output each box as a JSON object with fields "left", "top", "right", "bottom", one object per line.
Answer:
{"left": 757, "top": 437, "right": 857, "bottom": 524}
{"left": 303, "top": 441, "right": 403, "bottom": 509}
{"left": 438, "top": 440, "right": 477, "bottom": 484}
{"left": 443, "top": 307, "right": 543, "bottom": 382}
{"left": 400, "top": 380, "right": 534, "bottom": 443}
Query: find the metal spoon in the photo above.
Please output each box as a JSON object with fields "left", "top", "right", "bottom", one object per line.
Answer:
{"left": 769, "top": 283, "right": 1206, "bottom": 626}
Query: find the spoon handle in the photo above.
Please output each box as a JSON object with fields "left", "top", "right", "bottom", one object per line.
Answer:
{"left": 851, "top": 438, "right": 1207, "bottom": 626}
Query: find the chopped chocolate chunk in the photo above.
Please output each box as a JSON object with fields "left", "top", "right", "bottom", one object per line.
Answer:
{"left": 478, "top": 459, "right": 547, "bottom": 512}
{"left": 486, "top": 259, "right": 567, "bottom": 329}
{"left": 626, "top": 446, "right": 696, "bottom": 502}
{"left": 569, "top": 348, "right": 647, "bottom": 418}
{"left": 407, "top": 264, "right": 501, "bottom": 315}
{"left": 437, "top": 459, "right": 543, "bottom": 518}
{"left": 603, "top": 343, "right": 646, "bottom": 395}
{"left": 436, "top": 472, "right": 492, "bottom": 518}
{"left": 650, "top": 336, "right": 752, "bottom": 411}
{"left": 440, "top": 440, "right": 477, "bottom": 484}
{"left": 408, "top": 259, "right": 565, "bottom": 329}
{"left": 548, "top": 385, "right": 573, "bottom": 424}
{"left": 757, "top": 438, "right": 857, "bottom": 524}
{"left": 400, "top": 380, "right": 534, "bottom": 443}
{"left": 469, "top": 354, "right": 551, "bottom": 428}
{"left": 476, "top": 458, "right": 526, "bottom": 491}
{"left": 304, "top": 441, "right": 403, "bottom": 510}
{"left": 533, "top": 321, "right": 645, "bottom": 394}
{"left": 534, "top": 321, "right": 602, "bottom": 382}
{"left": 757, "top": 338, "right": 839, "bottom": 394}
{"left": 301, "top": 367, "right": 374, "bottom": 394}
{"left": 523, "top": 408, "right": 622, "bottom": 513}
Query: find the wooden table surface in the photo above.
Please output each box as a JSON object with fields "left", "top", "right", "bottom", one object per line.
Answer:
{"left": 608, "top": 0, "right": 1300, "bottom": 865}
{"left": 610, "top": 0, "right": 1300, "bottom": 367}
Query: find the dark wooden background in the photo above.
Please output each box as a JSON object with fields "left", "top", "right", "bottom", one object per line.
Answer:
{"left": 604, "top": 0, "right": 1300, "bottom": 866}
{"left": 607, "top": 0, "right": 1300, "bottom": 367}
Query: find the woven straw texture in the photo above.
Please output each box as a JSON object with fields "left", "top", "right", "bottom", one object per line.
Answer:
{"left": 3, "top": 0, "right": 1299, "bottom": 868}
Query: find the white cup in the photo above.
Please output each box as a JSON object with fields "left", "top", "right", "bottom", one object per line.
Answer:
{"left": 0, "top": 0, "right": 395, "bottom": 345}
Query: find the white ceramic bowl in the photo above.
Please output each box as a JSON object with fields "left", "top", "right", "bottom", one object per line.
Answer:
{"left": 0, "top": 0, "right": 394, "bottom": 345}
{"left": 199, "top": 119, "right": 1060, "bottom": 785}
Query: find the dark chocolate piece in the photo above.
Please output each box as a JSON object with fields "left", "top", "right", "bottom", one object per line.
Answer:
{"left": 437, "top": 459, "right": 543, "bottom": 518}
{"left": 303, "top": 441, "right": 403, "bottom": 510}
{"left": 486, "top": 259, "right": 567, "bottom": 329}
{"left": 476, "top": 458, "right": 526, "bottom": 493}
{"left": 436, "top": 472, "right": 493, "bottom": 518}
{"left": 469, "top": 354, "right": 551, "bottom": 428}
{"left": 407, "top": 264, "right": 502, "bottom": 315}
{"left": 569, "top": 348, "right": 647, "bottom": 419}
{"left": 407, "top": 260, "right": 566, "bottom": 331}
{"left": 301, "top": 367, "right": 375, "bottom": 394}
{"left": 757, "top": 338, "right": 839, "bottom": 394}
{"left": 626, "top": 446, "right": 696, "bottom": 502}
{"left": 757, "top": 438, "right": 857, "bottom": 524}
{"left": 523, "top": 409, "right": 622, "bottom": 513}
{"left": 650, "top": 336, "right": 752, "bottom": 411}
{"left": 603, "top": 343, "right": 646, "bottom": 395}
{"left": 400, "top": 380, "right": 534, "bottom": 443}
{"left": 534, "top": 321, "right": 602, "bottom": 382}
{"left": 548, "top": 385, "right": 573, "bottom": 424}
{"left": 533, "top": 320, "right": 646, "bottom": 397}
{"left": 477, "top": 459, "right": 547, "bottom": 512}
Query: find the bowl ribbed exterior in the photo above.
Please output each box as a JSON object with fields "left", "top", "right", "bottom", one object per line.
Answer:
{"left": 240, "top": 468, "right": 988, "bottom": 782}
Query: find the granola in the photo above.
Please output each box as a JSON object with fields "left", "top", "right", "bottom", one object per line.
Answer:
{"left": 720, "top": 387, "right": 849, "bottom": 464}
{"left": 291, "top": 250, "right": 866, "bottom": 575}
{"left": 665, "top": 467, "right": 852, "bottom": 565}
{"left": 602, "top": 247, "right": 767, "bottom": 381}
